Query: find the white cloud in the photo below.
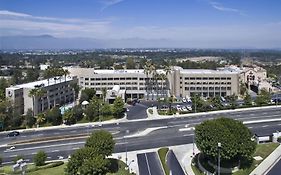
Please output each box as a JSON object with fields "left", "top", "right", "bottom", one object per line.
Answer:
{"left": 0, "top": 10, "right": 111, "bottom": 38}
{"left": 100, "top": 0, "right": 125, "bottom": 11}
{"left": 209, "top": 1, "right": 246, "bottom": 16}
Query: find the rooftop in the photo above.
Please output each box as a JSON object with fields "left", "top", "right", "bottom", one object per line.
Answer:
{"left": 7, "top": 76, "right": 73, "bottom": 90}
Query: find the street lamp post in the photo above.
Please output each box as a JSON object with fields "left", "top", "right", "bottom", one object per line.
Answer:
{"left": 218, "top": 142, "right": 222, "bottom": 175}
{"left": 125, "top": 129, "right": 129, "bottom": 166}
{"left": 192, "top": 127, "right": 195, "bottom": 156}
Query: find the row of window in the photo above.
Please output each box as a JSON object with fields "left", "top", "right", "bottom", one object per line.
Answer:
{"left": 182, "top": 77, "right": 232, "bottom": 80}
{"left": 185, "top": 87, "right": 231, "bottom": 91}
{"left": 183, "top": 82, "right": 232, "bottom": 85}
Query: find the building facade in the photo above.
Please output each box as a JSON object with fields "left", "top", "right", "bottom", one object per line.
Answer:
{"left": 6, "top": 76, "right": 77, "bottom": 115}
{"left": 67, "top": 66, "right": 240, "bottom": 99}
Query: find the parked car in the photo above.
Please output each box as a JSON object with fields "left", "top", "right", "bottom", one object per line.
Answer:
{"left": 182, "top": 98, "right": 187, "bottom": 103}
{"left": 186, "top": 105, "right": 192, "bottom": 111}
{"left": 8, "top": 146, "right": 15, "bottom": 150}
{"left": 176, "top": 105, "right": 182, "bottom": 111}
{"left": 7, "top": 131, "right": 20, "bottom": 137}
{"left": 181, "top": 106, "right": 188, "bottom": 111}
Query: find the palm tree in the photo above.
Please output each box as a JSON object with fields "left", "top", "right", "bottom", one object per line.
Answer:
{"left": 164, "top": 64, "right": 171, "bottom": 97}
{"left": 101, "top": 87, "right": 107, "bottom": 102}
{"left": 36, "top": 113, "right": 46, "bottom": 127}
{"left": 70, "top": 81, "right": 80, "bottom": 105}
{"left": 143, "top": 61, "right": 152, "bottom": 100}
{"left": 36, "top": 88, "right": 47, "bottom": 113}
{"left": 63, "top": 69, "right": 70, "bottom": 82}
{"left": 159, "top": 73, "right": 167, "bottom": 97}
{"left": 28, "top": 88, "right": 38, "bottom": 117}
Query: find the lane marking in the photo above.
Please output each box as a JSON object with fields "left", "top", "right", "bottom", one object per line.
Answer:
{"left": 31, "top": 152, "right": 36, "bottom": 155}
{"left": 145, "top": 153, "right": 152, "bottom": 175}
{"left": 179, "top": 127, "right": 195, "bottom": 132}
{"left": 47, "top": 157, "right": 52, "bottom": 159}
{"left": 72, "top": 147, "right": 79, "bottom": 150}
{"left": 9, "top": 155, "right": 17, "bottom": 158}
{"left": 183, "top": 134, "right": 194, "bottom": 137}
{"left": 51, "top": 150, "right": 59, "bottom": 152}
{"left": 4, "top": 141, "right": 85, "bottom": 153}
{"left": 70, "top": 131, "right": 77, "bottom": 133}
{"left": 262, "top": 125, "right": 269, "bottom": 128}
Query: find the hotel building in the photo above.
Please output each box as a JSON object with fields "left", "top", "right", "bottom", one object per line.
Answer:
{"left": 6, "top": 77, "right": 77, "bottom": 115}
{"left": 66, "top": 66, "right": 240, "bottom": 100}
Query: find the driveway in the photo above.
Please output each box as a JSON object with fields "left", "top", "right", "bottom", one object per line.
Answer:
{"left": 137, "top": 152, "right": 165, "bottom": 175}
{"left": 167, "top": 150, "right": 185, "bottom": 175}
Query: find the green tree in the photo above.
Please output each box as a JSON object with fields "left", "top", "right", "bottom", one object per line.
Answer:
{"left": 211, "top": 96, "right": 223, "bottom": 110}
{"left": 240, "top": 82, "right": 247, "bottom": 96}
{"left": 85, "top": 130, "right": 115, "bottom": 157}
{"left": 195, "top": 118, "right": 256, "bottom": 165}
{"left": 66, "top": 147, "right": 95, "bottom": 175}
{"left": 255, "top": 88, "right": 271, "bottom": 106}
{"left": 25, "top": 68, "right": 39, "bottom": 83}
{"left": 244, "top": 93, "right": 252, "bottom": 106}
{"left": 36, "top": 113, "right": 46, "bottom": 126}
{"left": 228, "top": 94, "right": 238, "bottom": 109}
{"left": 126, "top": 57, "right": 136, "bottom": 69}
{"left": 33, "top": 151, "right": 47, "bottom": 166}
{"left": 191, "top": 94, "right": 205, "bottom": 112}
{"left": 63, "top": 110, "right": 76, "bottom": 125}
{"left": 25, "top": 108, "right": 36, "bottom": 128}
{"left": 100, "top": 102, "right": 112, "bottom": 117}
{"left": 45, "top": 107, "right": 62, "bottom": 126}
{"left": 79, "top": 88, "right": 96, "bottom": 104}
{"left": 78, "top": 155, "right": 109, "bottom": 175}
{"left": 13, "top": 155, "right": 24, "bottom": 164}
{"left": 84, "top": 96, "right": 100, "bottom": 121}
{"left": 112, "top": 97, "right": 124, "bottom": 118}
{"left": 101, "top": 87, "right": 107, "bottom": 103}
{"left": 0, "top": 78, "right": 9, "bottom": 100}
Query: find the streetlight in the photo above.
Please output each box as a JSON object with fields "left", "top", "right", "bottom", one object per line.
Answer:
{"left": 125, "top": 129, "right": 129, "bottom": 166}
{"left": 126, "top": 159, "right": 134, "bottom": 173}
{"left": 192, "top": 127, "right": 195, "bottom": 156}
{"left": 218, "top": 142, "right": 222, "bottom": 175}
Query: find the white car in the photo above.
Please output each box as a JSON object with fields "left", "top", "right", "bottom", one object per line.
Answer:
{"left": 182, "top": 98, "right": 187, "bottom": 103}
{"left": 9, "top": 146, "right": 15, "bottom": 150}
{"left": 58, "top": 156, "right": 64, "bottom": 160}
{"left": 181, "top": 106, "right": 188, "bottom": 111}
{"left": 186, "top": 106, "right": 192, "bottom": 111}
{"left": 176, "top": 105, "right": 182, "bottom": 111}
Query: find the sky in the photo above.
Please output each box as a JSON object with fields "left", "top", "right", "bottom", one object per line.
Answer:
{"left": 1, "top": 0, "right": 281, "bottom": 48}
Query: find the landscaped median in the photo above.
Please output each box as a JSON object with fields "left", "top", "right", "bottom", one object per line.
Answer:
{"left": 191, "top": 143, "right": 280, "bottom": 175}
{"left": 158, "top": 147, "right": 170, "bottom": 175}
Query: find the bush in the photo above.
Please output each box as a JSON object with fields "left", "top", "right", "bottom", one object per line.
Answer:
{"left": 33, "top": 151, "right": 47, "bottom": 166}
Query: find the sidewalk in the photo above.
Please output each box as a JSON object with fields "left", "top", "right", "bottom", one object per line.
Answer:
{"left": 250, "top": 144, "right": 281, "bottom": 175}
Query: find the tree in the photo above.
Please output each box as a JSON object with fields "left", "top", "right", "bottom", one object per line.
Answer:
{"left": 126, "top": 57, "right": 136, "bottom": 69}
{"left": 25, "top": 68, "right": 39, "bottom": 83}
{"left": 191, "top": 94, "right": 206, "bottom": 112}
{"left": 79, "top": 88, "right": 96, "bottom": 104}
{"left": 100, "top": 102, "right": 112, "bottom": 116}
{"left": 244, "top": 93, "right": 252, "bottom": 106}
{"left": 84, "top": 96, "right": 100, "bottom": 121}
{"left": 112, "top": 97, "right": 124, "bottom": 118}
{"left": 101, "top": 87, "right": 107, "bottom": 103}
{"left": 66, "top": 147, "right": 101, "bottom": 175}
{"left": 63, "top": 110, "right": 76, "bottom": 125}
{"left": 72, "top": 105, "right": 83, "bottom": 121}
{"left": 36, "top": 113, "right": 46, "bottom": 126}
{"left": 0, "top": 78, "right": 9, "bottom": 100}
{"left": 228, "top": 94, "right": 238, "bottom": 109}
{"left": 25, "top": 109, "right": 36, "bottom": 128}
{"left": 78, "top": 155, "right": 109, "bottom": 175}
{"left": 211, "top": 96, "right": 223, "bottom": 110}
{"left": 255, "top": 88, "right": 271, "bottom": 106}
{"left": 0, "top": 156, "right": 2, "bottom": 166}
{"left": 85, "top": 130, "right": 115, "bottom": 157}
{"left": 240, "top": 82, "right": 247, "bottom": 96}
{"left": 45, "top": 107, "right": 62, "bottom": 126}
{"left": 33, "top": 151, "right": 47, "bottom": 166}
{"left": 195, "top": 118, "right": 256, "bottom": 165}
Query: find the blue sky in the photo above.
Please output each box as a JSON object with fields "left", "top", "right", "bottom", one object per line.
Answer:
{"left": 1, "top": 0, "right": 281, "bottom": 48}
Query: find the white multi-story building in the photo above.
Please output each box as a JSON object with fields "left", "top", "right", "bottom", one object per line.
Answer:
{"left": 66, "top": 66, "right": 240, "bottom": 100}
{"left": 6, "top": 77, "right": 77, "bottom": 115}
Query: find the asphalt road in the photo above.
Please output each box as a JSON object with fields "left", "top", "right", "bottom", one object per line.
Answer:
{"left": 137, "top": 152, "right": 164, "bottom": 175}
{"left": 167, "top": 150, "right": 185, "bottom": 175}
{"left": 1, "top": 106, "right": 281, "bottom": 165}
{"left": 267, "top": 159, "right": 281, "bottom": 175}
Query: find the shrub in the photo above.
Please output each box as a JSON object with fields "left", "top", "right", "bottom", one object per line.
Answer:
{"left": 33, "top": 151, "right": 47, "bottom": 166}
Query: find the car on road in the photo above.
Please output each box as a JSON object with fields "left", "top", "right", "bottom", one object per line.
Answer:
{"left": 7, "top": 131, "right": 20, "bottom": 137}
{"left": 8, "top": 146, "right": 15, "bottom": 150}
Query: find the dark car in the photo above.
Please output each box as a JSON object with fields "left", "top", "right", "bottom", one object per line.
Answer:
{"left": 7, "top": 131, "right": 20, "bottom": 137}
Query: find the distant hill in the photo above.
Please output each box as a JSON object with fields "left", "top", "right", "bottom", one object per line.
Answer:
{"left": 0, "top": 35, "right": 180, "bottom": 50}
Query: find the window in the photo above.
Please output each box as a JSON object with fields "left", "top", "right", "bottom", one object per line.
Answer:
{"left": 114, "top": 78, "right": 119, "bottom": 80}
{"left": 197, "top": 87, "right": 202, "bottom": 90}
{"left": 185, "top": 77, "right": 190, "bottom": 80}
{"left": 215, "top": 77, "right": 220, "bottom": 80}
{"left": 132, "top": 77, "right": 137, "bottom": 80}
{"left": 203, "top": 77, "right": 208, "bottom": 80}
{"left": 85, "top": 78, "right": 89, "bottom": 81}
{"left": 190, "top": 77, "right": 195, "bottom": 80}
{"left": 221, "top": 77, "right": 226, "bottom": 80}
{"left": 227, "top": 77, "right": 231, "bottom": 80}
{"left": 102, "top": 78, "right": 106, "bottom": 80}
{"left": 196, "top": 77, "right": 202, "bottom": 80}
{"left": 227, "top": 87, "right": 231, "bottom": 90}
{"left": 96, "top": 78, "right": 101, "bottom": 81}
{"left": 126, "top": 77, "right": 132, "bottom": 80}
{"left": 185, "top": 87, "right": 189, "bottom": 90}
{"left": 90, "top": 78, "right": 95, "bottom": 81}
{"left": 108, "top": 78, "right": 113, "bottom": 80}
{"left": 120, "top": 77, "right": 125, "bottom": 80}
{"left": 209, "top": 77, "right": 214, "bottom": 80}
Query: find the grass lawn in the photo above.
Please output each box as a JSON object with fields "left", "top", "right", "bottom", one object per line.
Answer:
{"left": 192, "top": 143, "right": 280, "bottom": 175}
{"left": 0, "top": 159, "right": 133, "bottom": 175}
{"left": 158, "top": 147, "right": 170, "bottom": 175}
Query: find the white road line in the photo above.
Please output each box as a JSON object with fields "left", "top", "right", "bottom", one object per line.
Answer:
{"left": 21, "top": 136, "right": 27, "bottom": 138}
{"left": 179, "top": 127, "right": 195, "bottom": 132}
{"left": 183, "top": 134, "right": 194, "bottom": 137}
{"left": 47, "top": 157, "right": 52, "bottom": 159}
{"left": 248, "top": 127, "right": 253, "bottom": 129}
{"left": 51, "top": 150, "right": 59, "bottom": 152}
{"left": 72, "top": 147, "right": 79, "bottom": 150}
{"left": 31, "top": 152, "right": 36, "bottom": 155}
{"left": 3, "top": 141, "right": 85, "bottom": 153}
{"left": 70, "top": 130, "right": 77, "bottom": 133}
{"left": 2, "top": 161, "right": 14, "bottom": 165}
{"left": 54, "top": 132, "right": 60, "bottom": 135}
{"left": 145, "top": 153, "right": 152, "bottom": 175}
{"left": 9, "top": 155, "right": 17, "bottom": 158}
{"left": 278, "top": 124, "right": 281, "bottom": 126}
{"left": 262, "top": 125, "right": 269, "bottom": 128}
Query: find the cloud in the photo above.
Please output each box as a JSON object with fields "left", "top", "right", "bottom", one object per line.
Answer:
{"left": 209, "top": 1, "right": 246, "bottom": 16}
{"left": 0, "top": 10, "right": 111, "bottom": 38}
{"left": 100, "top": 0, "right": 125, "bottom": 11}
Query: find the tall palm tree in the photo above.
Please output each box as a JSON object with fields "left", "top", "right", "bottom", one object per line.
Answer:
{"left": 36, "top": 113, "right": 46, "bottom": 127}
{"left": 143, "top": 61, "right": 152, "bottom": 100}
{"left": 159, "top": 73, "right": 167, "bottom": 97}
{"left": 150, "top": 63, "right": 156, "bottom": 100}
{"left": 63, "top": 69, "right": 70, "bottom": 82}
{"left": 36, "top": 88, "right": 47, "bottom": 113}
{"left": 101, "top": 87, "right": 107, "bottom": 102}
{"left": 28, "top": 88, "right": 38, "bottom": 117}
{"left": 164, "top": 65, "right": 171, "bottom": 97}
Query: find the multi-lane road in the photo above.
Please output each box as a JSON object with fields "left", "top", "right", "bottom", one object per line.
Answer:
{"left": 1, "top": 106, "right": 281, "bottom": 167}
